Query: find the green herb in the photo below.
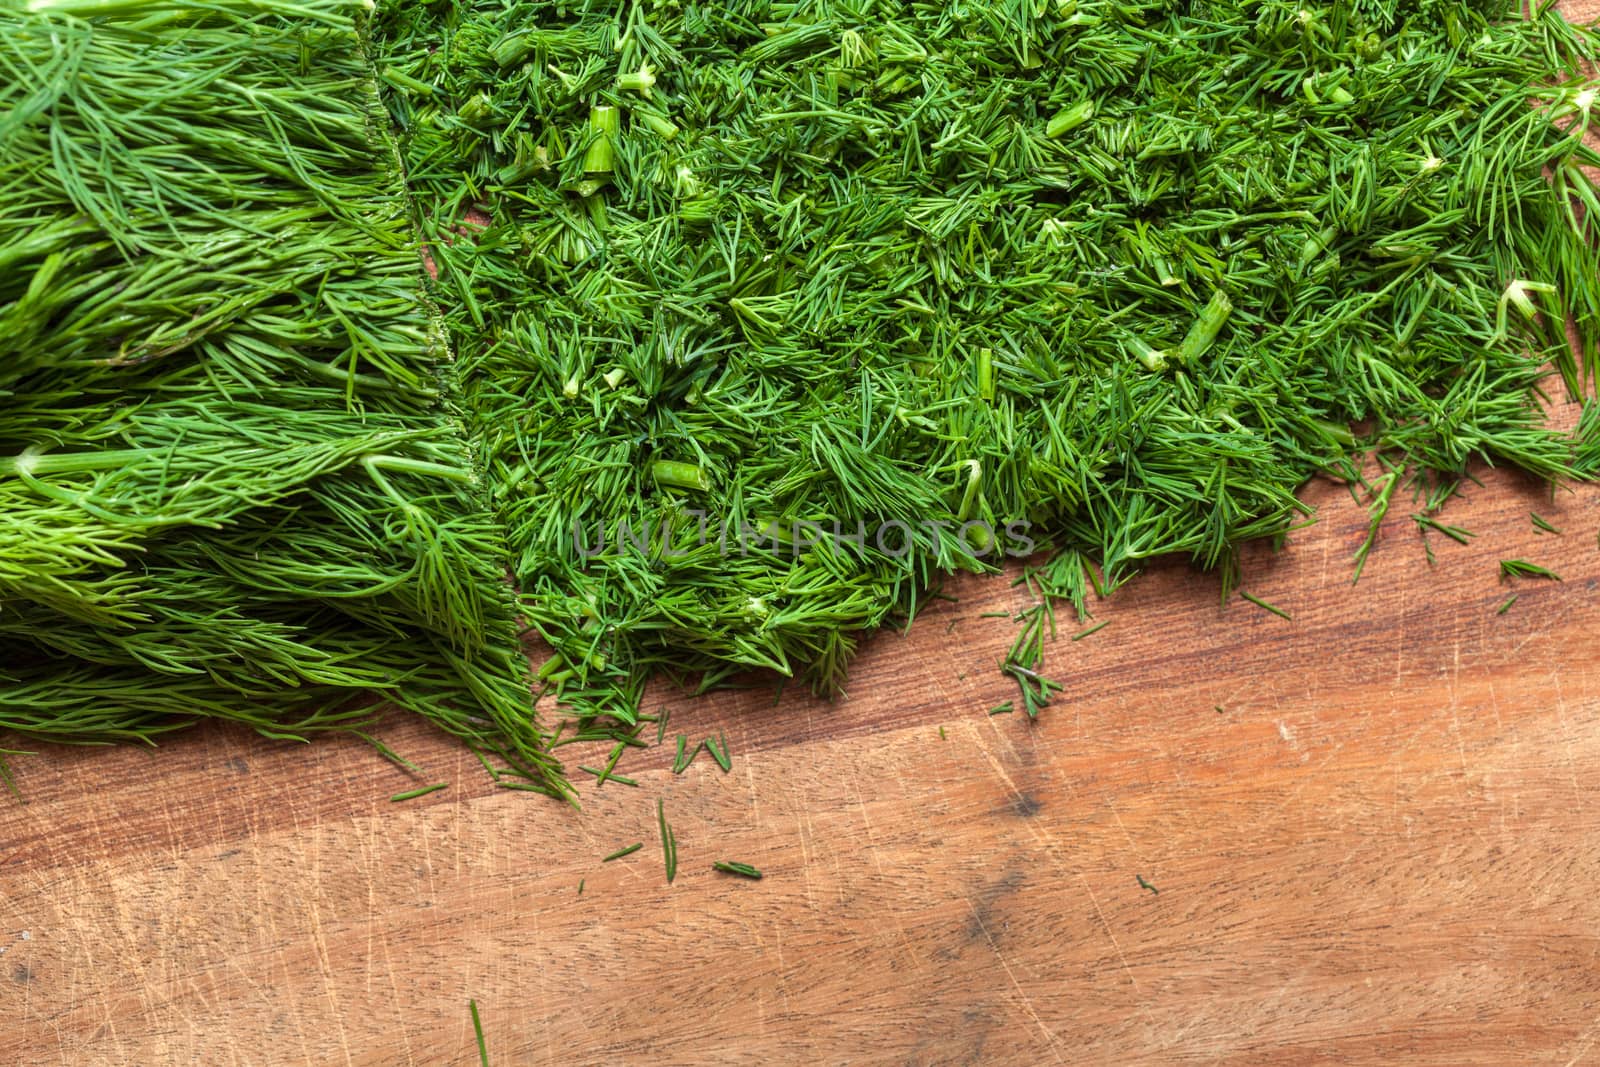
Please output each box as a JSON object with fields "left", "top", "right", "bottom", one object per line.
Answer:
{"left": 704, "top": 732, "right": 732, "bottom": 773}
{"left": 1136, "top": 874, "right": 1159, "bottom": 896}
{"left": 1239, "top": 591, "right": 1292, "bottom": 621}
{"left": 988, "top": 702, "right": 1014, "bottom": 717}
{"left": 671, "top": 735, "right": 698, "bottom": 775}
{"left": 0, "top": 751, "right": 26, "bottom": 804}
{"left": 602, "top": 842, "right": 643, "bottom": 862}
{"left": 1352, "top": 467, "right": 1400, "bottom": 585}
{"left": 369, "top": 0, "right": 1600, "bottom": 732}
{"left": 391, "top": 783, "right": 449, "bottom": 803}
{"left": 712, "top": 861, "right": 763, "bottom": 880}
{"left": 1414, "top": 516, "right": 1475, "bottom": 547}
{"left": 578, "top": 766, "right": 638, "bottom": 787}
{"left": 1070, "top": 620, "right": 1110, "bottom": 642}
{"left": 1497, "top": 594, "right": 1519, "bottom": 615}
{"left": 577, "top": 879, "right": 584, "bottom": 895}
{"left": 1500, "top": 560, "right": 1562, "bottom": 581}
{"left": 657, "top": 798, "right": 678, "bottom": 884}
{"left": 469, "top": 999, "right": 489, "bottom": 1067}
{"left": 938, "top": 726, "right": 946, "bottom": 740}
{"left": 0, "top": 0, "right": 564, "bottom": 798}
{"left": 1531, "top": 512, "right": 1563, "bottom": 535}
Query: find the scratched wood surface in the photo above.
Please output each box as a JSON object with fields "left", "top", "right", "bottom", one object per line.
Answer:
{"left": 5, "top": 411, "right": 1600, "bottom": 1065}
{"left": 11, "top": 5, "right": 1600, "bottom": 1056}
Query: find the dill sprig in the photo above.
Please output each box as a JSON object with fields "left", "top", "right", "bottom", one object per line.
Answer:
{"left": 1500, "top": 559, "right": 1562, "bottom": 581}
{"left": 1, "top": 0, "right": 564, "bottom": 795}
{"left": 657, "top": 798, "right": 678, "bottom": 884}
{"left": 712, "top": 861, "right": 762, "bottom": 880}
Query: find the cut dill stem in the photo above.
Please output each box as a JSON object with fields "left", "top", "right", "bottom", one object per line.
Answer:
{"left": 671, "top": 735, "right": 698, "bottom": 774}
{"left": 1352, "top": 467, "right": 1401, "bottom": 585}
{"left": 1500, "top": 559, "right": 1562, "bottom": 581}
{"left": 1498, "top": 594, "right": 1519, "bottom": 615}
{"left": 989, "top": 702, "right": 1014, "bottom": 716}
{"left": 1414, "top": 516, "right": 1475, "bottom": 546}
{"left": 1070, "top": 620, "right": 1110, "bottom": 641}
{"left": 1239, "top": 591, "right": 1292, "bottom": 621}
{"left": 602, "top": 842, "right": 643, "bottom": 862}
{"left": 705, "top": 732, "right": 732, "bottom": 773}
{"left": 578, "top": 766, "right": 638, "bottom": 787}
{"left": 390, "top": 783, "right": 448, "bottom": 803}
{"left": 657, "top": 799, "right": 678, "bottom": 884}
{"left": 1136, "top": 874, "right": 1159, "bottom": 895}
{"left": 712, "top": 861, "right": 763, "bottom": 879}
{"left": 1531, "top": 512, "right": 1563, "bottom": 535}
{"left": 469, "top": 999, "right": 489, "bottom": 1067}
{"left": 0, "top": 751, "right": 26, "bottom": 803}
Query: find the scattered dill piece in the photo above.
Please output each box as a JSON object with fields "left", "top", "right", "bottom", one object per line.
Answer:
{"left": 1352, "top": 468, "right": 1400, "bottom": 585}
{"left": 989, "top": 702, "right": 1014, "bottom": 716}
{"left": 597, "top": 741, "right": 627, "bottom": 784}
{"left": 1136, "top": 875, "right": 1159, "bottom": 896}
{"left": 979, "top": 612, "right": 1013, "bottom": 620}
{"left": 1414, "top": 516, "right": 1475, "bottom": 546}
{"left": 497, "top": 780, "right": 556, "bottom": 794}
{"left": 578, "top": 766, "right": 638, "bottom": 787}
{"left": 712, "top": 861, "right": 763, "bottom": 880}
{"left": 469, "top": 999, "right": 489, "bottom": 1067}
{"left": 1500, "top": 560, "right": 1562, "bottom": 581}
{"left": 938, "top": 726, "right": 946, "bottom": 740}
{"left": 0, "top": 752, "right": 25, "bottom": 803}
{"left": 656, "top": 708, "right": 671, "bottom": 747}
{"left": 1071, "top": 620, "right": 1110, "bottom": 642}
{"left": 603, "top": 843, "right": 643, "bottom": 862}
{"left": 390, "top": 783, "right": 448, "bottom": 803}
{"left": 705, "top": 732, "right": 732, "bottom": 773}
{"left": 359, "top": 734, "right": 425, "bottom": 776}
{"left": 671, "top": 735, "right": 698, "bottom": 775}
{"left": 1498, "top": 595, "right": 1519, "bottom": 615}
{"left": 1239, "top": 591, "right": 1292, "bottom": 621}
{"left": 578, "top": 879, "right": 584, "bottom": 895}
{"left": 658, "top": 799, "right": 678, "bottom": 884}
{"left": 1215, "top": 706, "right": 1225, "bottom": 714}
{"left": 1531, "top": 513, "right": 1563, "bottom": 535}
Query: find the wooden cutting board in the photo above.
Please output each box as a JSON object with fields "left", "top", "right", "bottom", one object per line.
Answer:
{"left": 10, "top": 1, "right": 1600, "bottom": 1053}
{"left": 5, "top": 413, "right": 1600, "bottom": 1065}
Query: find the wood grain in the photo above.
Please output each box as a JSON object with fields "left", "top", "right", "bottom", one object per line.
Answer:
{"left": 5, "top": 412, "right": 1600, "bottom": 1064}
{"left": 10, "top": 6, "right": 1600, "bottom": 1056}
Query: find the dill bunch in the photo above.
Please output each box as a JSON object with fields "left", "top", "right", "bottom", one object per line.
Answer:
{"left": 1, "top": 0, "right": 565, "bottom": 795}
{"left": 374, "top": 0, "right": 1600, "bottom": 725}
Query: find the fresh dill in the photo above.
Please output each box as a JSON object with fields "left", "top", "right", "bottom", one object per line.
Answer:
{"left": 602, "top": 842, "right": 643, "bottom": 862}
{"left": 704, "top": 732, "right": 732, "bottom": 773}
{"left": 1071, "top": 620, "right": 1110, "bottom": 642}
{"left": 1500, "top": 560, "right": 1562, "bottom": 581}
{"left": 1531, "top": 512, "right": 1563, "bottom": 535}
{"left": 390, "top": 783, "right": 449, "bottom": 803}
{"left": 712, "top": 861, "right": 763, "bottom": 880}
{"left": 1239, "top": 591, "right": 1292, "bottom": 621}
{"left": 469, "top": 999, "right": 489, "bottom": 1067}
{"left": 657, "top": 799, "right": 678, "bottom": 884}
